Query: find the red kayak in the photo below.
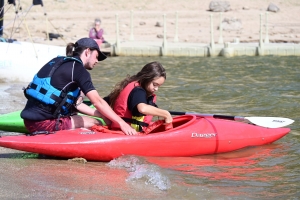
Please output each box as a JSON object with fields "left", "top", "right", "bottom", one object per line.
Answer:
{"left": 0, "top": 115, "right": 290, "bottom": 161}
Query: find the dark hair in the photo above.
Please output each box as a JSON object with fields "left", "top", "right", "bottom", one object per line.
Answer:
{"left": 108, "top": 61, "right": 166, "bottom": 108}
{"left": 66, "top": 42, "right": 87, "bottom": 57}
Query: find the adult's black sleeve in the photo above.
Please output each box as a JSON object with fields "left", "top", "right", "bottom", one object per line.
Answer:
{"left": 72, "top": 62, "right": 96, "bottom": 95}
{"left": 103, "top": 96, "right": 110, "bottom": 104}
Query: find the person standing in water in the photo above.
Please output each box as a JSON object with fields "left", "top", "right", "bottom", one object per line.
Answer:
{"left": 21, "top": 37, "right": 137, "bottom": 135}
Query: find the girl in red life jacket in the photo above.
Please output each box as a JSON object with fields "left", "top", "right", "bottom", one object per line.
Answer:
{"left": 105, "top": 61, "right": 173, "bottom": 132}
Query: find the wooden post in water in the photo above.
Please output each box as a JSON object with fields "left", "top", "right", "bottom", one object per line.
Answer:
{"left": 129, "top": 10, "right": 134, "bottom": 41}
{"left": 210, "top": 14, "right": 215, "bottom": 56}
{"left": 115, "top": 14, "right": 121, "bottom": 55}
{"left": 174, "top": 11, "right": 179, "bottom": 42}
{"left": 264, "top": 12, "right": 269, "bottom": 44}
{"left": 162, "top": 14, "right": 168, "bottom": 56}
{"left": 218, "top": 12, "right": 224, "bottom": 44}
{"left": 258, "top": 13, "right": 264, "bottom": 56}
{"left": 259, "top": 13, "right": 264, "bottom": 48}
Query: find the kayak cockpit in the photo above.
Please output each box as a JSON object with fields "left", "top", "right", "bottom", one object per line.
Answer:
{"left": 147, "top": 115, "right": 197, "bottom": 134}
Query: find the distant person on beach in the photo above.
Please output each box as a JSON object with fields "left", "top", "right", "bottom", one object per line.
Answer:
{"left": 89, "top": 18, "right": 109, "bottom": 46}
{"left": 20, "top": 37, "right": 137, "bottom": 135}
{"left": 104, "top": 61, "right": 173, "bottom": 132}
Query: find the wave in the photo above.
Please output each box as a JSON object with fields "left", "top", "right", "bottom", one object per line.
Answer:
{"left": 107, "top": 155, "right": 171, "bottom": 191}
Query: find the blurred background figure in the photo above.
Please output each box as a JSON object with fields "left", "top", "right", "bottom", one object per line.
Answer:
{"left": 89, "top": 18, "right": 110, "bottom": 47}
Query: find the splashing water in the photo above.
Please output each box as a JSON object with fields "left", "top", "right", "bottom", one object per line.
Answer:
{"left": 107, "top": 155, "right": 171, "bottom": 190}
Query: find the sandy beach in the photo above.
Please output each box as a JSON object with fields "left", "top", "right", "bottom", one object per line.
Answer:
{"left": 2, "top": 0, "right": 300, "bottom": 47}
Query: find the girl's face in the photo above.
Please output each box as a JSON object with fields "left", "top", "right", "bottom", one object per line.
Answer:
{"left": 145, "top": 76, "right": 165, "bottom": 96}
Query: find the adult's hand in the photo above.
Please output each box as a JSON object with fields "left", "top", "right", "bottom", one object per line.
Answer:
{"left": 87, "top": 90, "right": 138, "bottom": 135}
{"left": 119, "top": 121, "right": 138, "bottom": 135}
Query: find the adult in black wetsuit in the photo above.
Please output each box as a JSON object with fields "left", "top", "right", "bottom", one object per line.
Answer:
{"left": 21, "top": 38, "right": 137, "bottom": 135}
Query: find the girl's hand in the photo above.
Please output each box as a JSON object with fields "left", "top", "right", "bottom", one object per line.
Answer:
{"left": 164, "top": 112, "right": 173, "bottom": 124}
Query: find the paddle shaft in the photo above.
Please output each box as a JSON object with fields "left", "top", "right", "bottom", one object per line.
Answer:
{"left": 169, "top": 111, "right": 244, "bottom": 121}
{"left": 169, "top": 111, "right": 294, "bottom": 128}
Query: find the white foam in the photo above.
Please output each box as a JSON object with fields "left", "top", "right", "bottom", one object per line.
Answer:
{"left": 126, "top": 163, "right": 171, "bottom": 191}
{"left": 107, "top": 155, "right": 171, "bottom": 190}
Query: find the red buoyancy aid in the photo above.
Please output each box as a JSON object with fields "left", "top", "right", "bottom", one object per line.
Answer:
{"left": 111, "top": 81, "right": 157, "bottom": 131}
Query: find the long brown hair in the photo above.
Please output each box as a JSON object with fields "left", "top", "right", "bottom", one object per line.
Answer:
{"left": 108, "top": 61, "right": 166, "bottom": 108}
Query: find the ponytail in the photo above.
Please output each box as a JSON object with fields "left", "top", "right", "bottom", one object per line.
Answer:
{"left": 66, "top": 42, "right": 87, "bottom": 57}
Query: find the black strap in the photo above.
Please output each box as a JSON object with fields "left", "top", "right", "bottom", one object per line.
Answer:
{"left": 30, "top": 83, "right": 38, "bottom": 90}
{"left": 48, "top": 58, "right": 65, "bottom": 76}
{"left": 55, "top": 114, "right": 62, "bottom": 131}
{"left": 26, "top": 131, "right": 55, "bottom": 136}
{"left": 52, "top": 94, "right": 70, "bottom": 117}
{"left": 50, "top": 93, "right": 63, "bottom": 107}
{"left": 122, "top": 117, "right": 149, "bottom": 127}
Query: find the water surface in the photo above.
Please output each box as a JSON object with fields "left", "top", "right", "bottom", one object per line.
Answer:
{"left": 0, "top": 56, "right": 299, "bottom": 199}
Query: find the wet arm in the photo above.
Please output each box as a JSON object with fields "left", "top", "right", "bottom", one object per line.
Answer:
{"left": 86, "top": 90, "right": 137, "bottom": 135}
{"left": 137, "top": 103, "right": 173, "bottom": 123}
{"left": 76, "top": 102, "right": 111, "bottom": 125}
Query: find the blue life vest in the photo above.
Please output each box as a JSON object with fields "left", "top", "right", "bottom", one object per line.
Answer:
{"left": 25, "top": 56, "right": 82, "bottom": 117}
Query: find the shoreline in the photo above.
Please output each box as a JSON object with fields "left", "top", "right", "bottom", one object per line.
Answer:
{"left": 0, "top": 82, "right": 26, "bottom": 113}
{"left": 1, "top": 0, "right": 300, "bottom": 47}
